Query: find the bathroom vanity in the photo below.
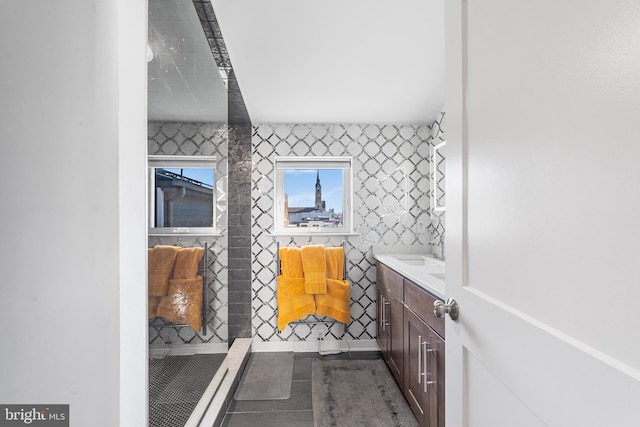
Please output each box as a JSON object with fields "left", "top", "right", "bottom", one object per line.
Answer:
{"left": 374, "top": 251, "right": 445, "bottom": 427}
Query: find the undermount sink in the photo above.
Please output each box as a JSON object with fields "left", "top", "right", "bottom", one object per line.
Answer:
{"left": 392, "top": 255, "right": 443, "bottom": 267}
{"left": 392, "top": 256, "right": 426, "bottom": 266}
{"left": 373, "top": 251, "right": 446, "bottom": 298}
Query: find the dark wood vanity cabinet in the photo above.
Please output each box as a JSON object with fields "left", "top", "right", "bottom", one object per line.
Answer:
{"left": 404, "top": 305, "right": 444, "bottom": 427}
{"left": 376, "top": 262, "right": 445, "bottom": 427}
{"left": 376, "top": 264, "right": 404, "bottom": 388}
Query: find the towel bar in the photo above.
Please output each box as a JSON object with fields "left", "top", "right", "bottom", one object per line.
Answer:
{"left": 275, "top": 241, "right": 349, "bottom": 334}
{"left": 149, "top": 241, "right": 209, "bottom": 335}
{"left": 288, "top": 319, "right": 343, "bottom": 326}
{"left": 276, "top": 240, "right": 347, "bottom": 281}
{"left": 280, "top": 319, "right": 348, "bottom": 335}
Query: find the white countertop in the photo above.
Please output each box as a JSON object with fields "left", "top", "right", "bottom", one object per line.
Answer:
{"left": 371, "top": 246, "right": 446, "bottom": 299}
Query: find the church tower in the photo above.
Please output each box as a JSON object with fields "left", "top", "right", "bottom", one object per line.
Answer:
{"left": 314, "top": 170, "right": 325, "bottom": 211}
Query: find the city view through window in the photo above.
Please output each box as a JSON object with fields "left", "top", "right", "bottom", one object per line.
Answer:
{"left": 283, "top": 169, "right": 343, "bottom": 228}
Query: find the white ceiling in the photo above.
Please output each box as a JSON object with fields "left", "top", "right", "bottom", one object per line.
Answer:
{"left": 212, "top": 0, "right": 444, "bottom": 125}
{"left": 147, "top": 0, "right": 444, "bottom": 125}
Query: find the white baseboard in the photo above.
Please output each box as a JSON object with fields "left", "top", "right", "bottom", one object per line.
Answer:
{"left": 251, "top": 338, "right": 380, "bottom": 353}
{"left": 148, "top": 340, "right": 379, "bottom": 356}
{"left": 149, "top": 342, "right": 228, "bottom": 358}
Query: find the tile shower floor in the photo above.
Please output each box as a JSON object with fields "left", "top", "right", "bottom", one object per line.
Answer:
{"left": 220, "top": 351, "right": 382, "bottom": 427}
{"left": 149, "top": 353, "right": 226, "bottom": 427}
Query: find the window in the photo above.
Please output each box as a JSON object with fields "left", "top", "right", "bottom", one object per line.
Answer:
{"left": 274, "top": 157, "right": 353, "bottom": 235}
{"left": 148, "top": 155, "right": 217, "bottom": 235}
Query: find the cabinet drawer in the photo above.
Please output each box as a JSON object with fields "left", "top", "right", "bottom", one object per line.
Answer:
{"left": 377, "top": 263, "right": 404, "bottom": 300}
{"left": 404, "top": 279, "right": 444, "bottom": 338}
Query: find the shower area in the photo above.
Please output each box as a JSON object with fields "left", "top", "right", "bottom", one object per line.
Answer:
{"left": 149, "top": 353, "right": 226, "bottom": 426}
{"left": 147, "top": 0, "right": 232, "bottom": 425}
{"left": 147, "top": 237, "right": 230, "bottom": 425}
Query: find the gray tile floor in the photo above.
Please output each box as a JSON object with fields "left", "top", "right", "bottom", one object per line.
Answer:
{"left": 220, "top": 351, "right": 382, "bottom": 427}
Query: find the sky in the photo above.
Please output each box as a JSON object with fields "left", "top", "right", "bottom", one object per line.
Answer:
{"left": 284, "top": 169, "right": 343, "bottom": 213}
{"left": 161, "top": 167, "right": 343, "bottom": 212}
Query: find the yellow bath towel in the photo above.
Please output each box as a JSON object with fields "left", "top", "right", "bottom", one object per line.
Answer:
{"left": 314, "top": 279, "right": 351, "bottom": 323}
{"left": 315, "top": 279, "right": 351, "bottom": 324}
{"left": 148, "top": 245, "right": 180, "bottom": 297}
{"left": 325, "top": 246, "right": 344, "bottom": 280}
{"left": 171, "top": 247, "right": 205, "bottom": 279}
{"left": 148, "top": 296, "right": 162, "bottom": 318}
{"left": 277, "top": 246, "right": 315, "bottom": 330}
{"left": 156, "top": 276, "right": 203, "bottom": 332}
{"left": 277, "top": 276, "right": 316, "bottom": 331}
{"left": 301, "top": 244, "right": 327, "bottom": 294}
{"left": 278, "top": 246, "right": 304, "bottom": 278}
{"left": 314, "top": 245, "right": 350, "bottom": 323}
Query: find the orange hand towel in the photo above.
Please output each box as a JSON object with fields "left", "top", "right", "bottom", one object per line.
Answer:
{"left": 156, "top": 276, "right": 203, "bottom": 332}
{"left": 301, "top": 244, "right": 327, "bottom": 294}
{"left": 278, "top": 246, "right": 304, "bottom": 278}
{"left": 277, "top": 246, "right": 315, "bottom": 330}
{"left": 148, "top": 296, "right": 162, "bottom": 319}
{"left": 325, "top": 246, "right": 344, "bottom": 280}
{"left": 315, "top": 279, "right": 351, "bottom": 324}
{"left": 277, "top": 276, "right": 316, "bottom": 331}
{"left": 171, "top": 247, "right": 205, "bottom": 279}
{"left": 148, "top": 245, "right": 180, "bottom": 297}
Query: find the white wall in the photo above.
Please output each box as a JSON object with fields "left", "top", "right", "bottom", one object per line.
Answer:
{"left": 0, "top": 1, "right": 147, "bottom": 426}
{"left": 118, "top": 0, "right": 149, "bottom": 426}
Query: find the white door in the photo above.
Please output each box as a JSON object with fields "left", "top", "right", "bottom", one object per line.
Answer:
{"left": 445, "top": 0, "right": 640, "bottom": 425}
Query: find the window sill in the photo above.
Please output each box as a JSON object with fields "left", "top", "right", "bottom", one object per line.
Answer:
{"left": 149, "top": 230, "right": 223, "bottom": 237}
{"left": 269, "top": 232, "right": 360, "bottom": 237}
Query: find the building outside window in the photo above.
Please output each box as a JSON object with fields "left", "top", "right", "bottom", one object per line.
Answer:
{"left": 274, "top": 157, "right": 353, "bottom": 235}
{"left": 148, "top": 155, "right": 217, "bottom": 235}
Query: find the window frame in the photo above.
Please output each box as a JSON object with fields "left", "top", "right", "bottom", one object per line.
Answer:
{"left": 273, "top": 156, "right": 354, "bottom": 236}
{"left": 148, "top": 155, "right": 218, "bottom": 236}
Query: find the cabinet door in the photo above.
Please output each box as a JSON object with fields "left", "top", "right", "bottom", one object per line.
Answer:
{"left": 404, "top": 308, "right": 428, "bottom": 426}
{"left": 387, "top": 294, "right": 404, "bottom": 388}
{"left": 404, "top": 308, "right": 442, "bottom": 427}
{"left": 431, "top": 329, "right": 445, "bottom": 427}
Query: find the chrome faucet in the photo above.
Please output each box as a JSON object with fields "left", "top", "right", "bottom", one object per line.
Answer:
{"left": 431, "top": 234, "right": 445, "bottom": 260}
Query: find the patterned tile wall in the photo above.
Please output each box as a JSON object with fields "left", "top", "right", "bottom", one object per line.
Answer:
{"left": 148, "top": 122, "right": 228, "bottom": 347}
{"left": 251, "top": 123, "right": 438, "bottom": 343}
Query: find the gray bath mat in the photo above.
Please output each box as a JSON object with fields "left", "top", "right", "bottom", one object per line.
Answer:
{"left": 311, "top": 358, "right": 418, "bottom": 427}
{"left": 234, "top": 352, "right": 294, "bottom": 400}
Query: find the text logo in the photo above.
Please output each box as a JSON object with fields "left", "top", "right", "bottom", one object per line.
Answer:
{"left": 0, "top": 405, "right": 68, "bottom": 427}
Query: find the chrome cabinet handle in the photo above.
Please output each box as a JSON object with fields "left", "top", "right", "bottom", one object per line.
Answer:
{"left": 380, "top": 297, "right": 390, "bottom": 331}
{"left": 383, "top": 299, "right": 390, "bottom": 330}
{"left": 417, "top": 335, "right": 423, "bottom": 384}
{"left": 422, "top": 341, "right": 437, "bottom": 393}
{"left": 433, "top": 298, "right": 459, "bottom": 320}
